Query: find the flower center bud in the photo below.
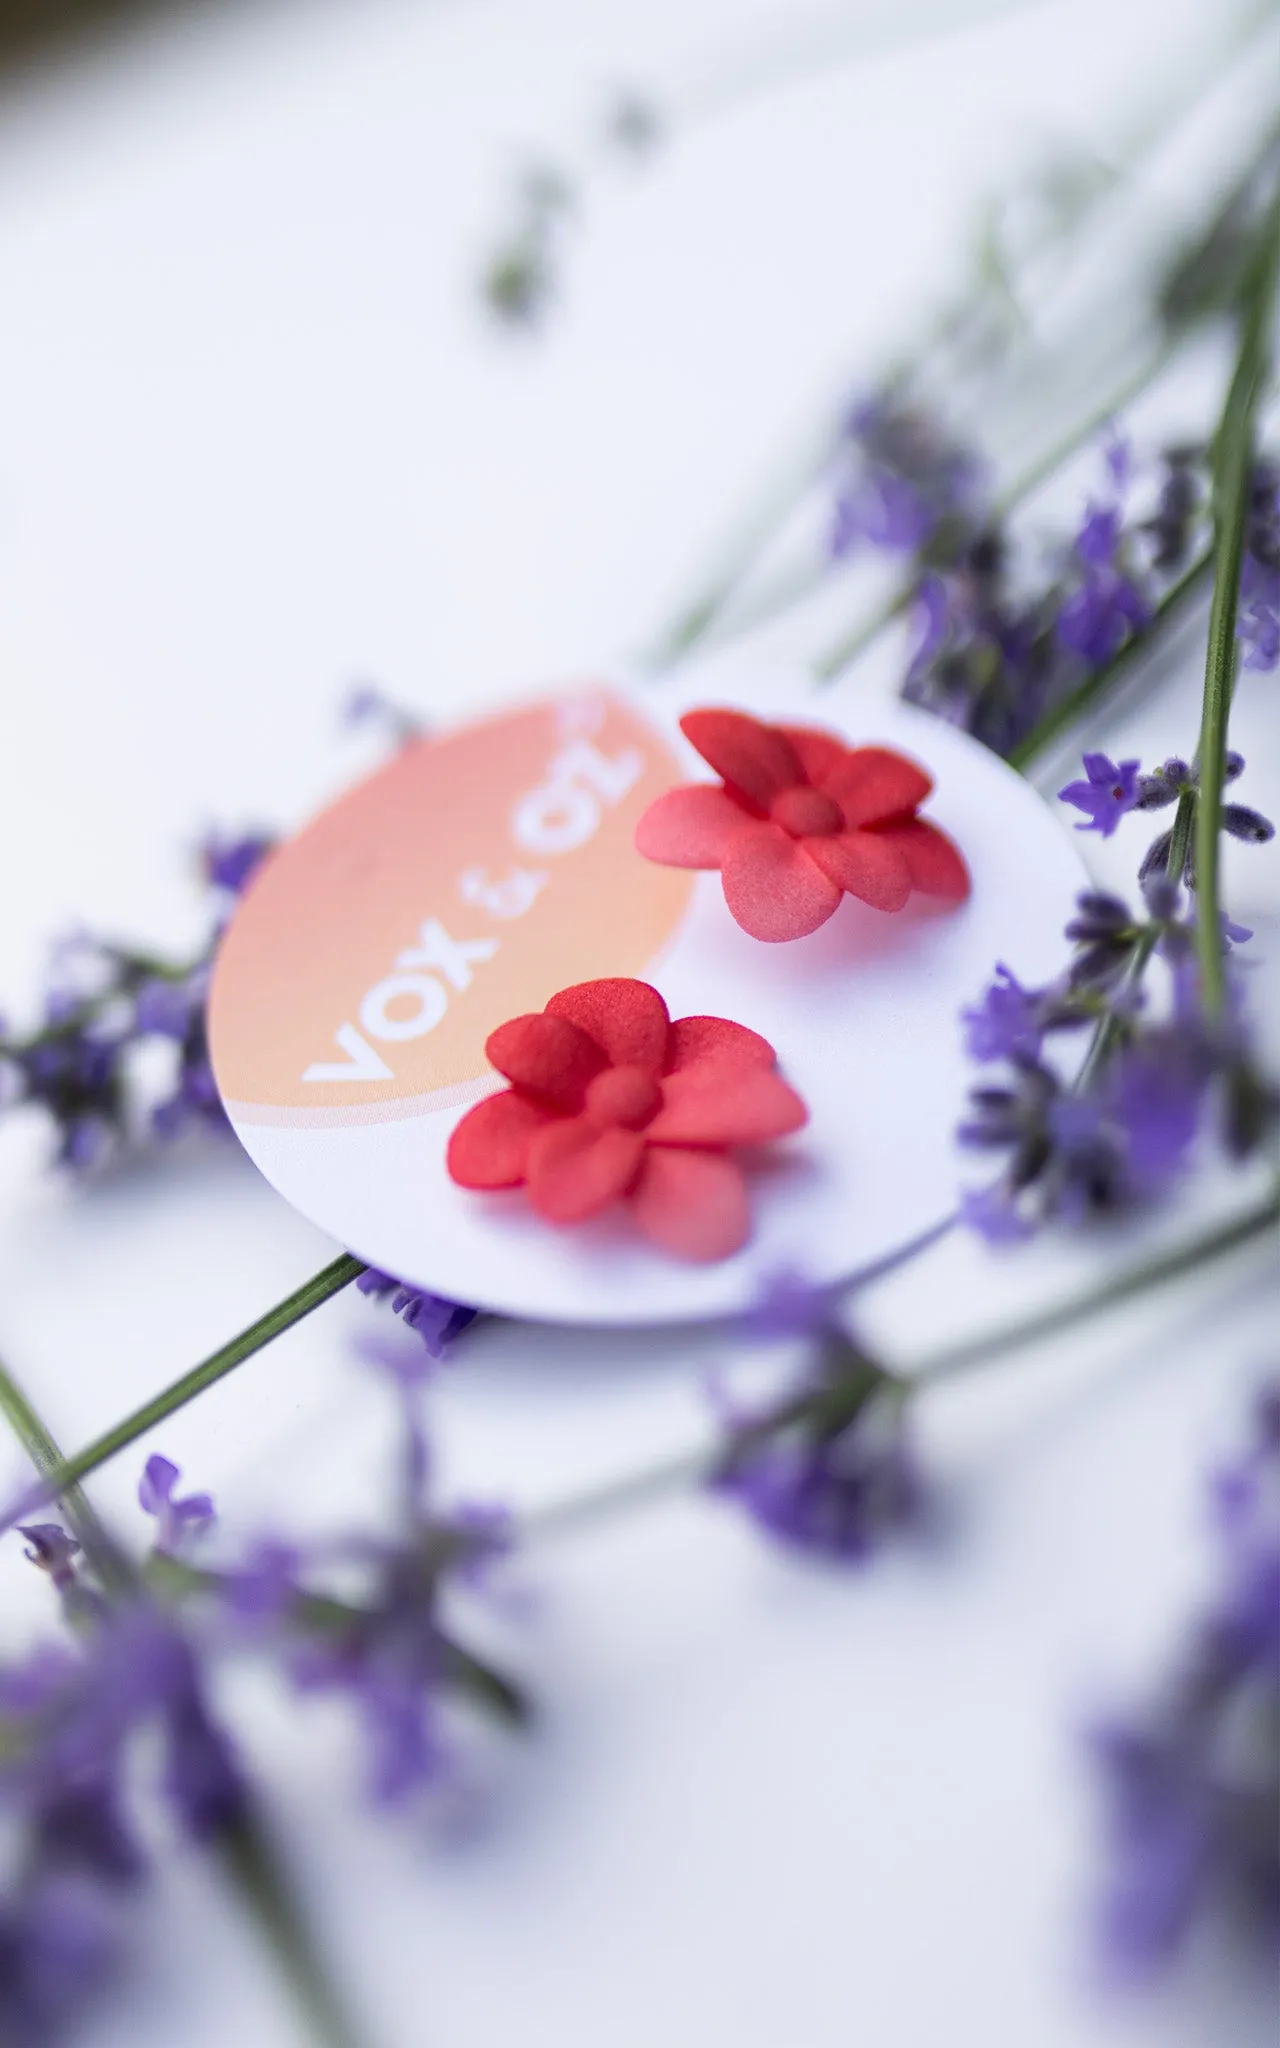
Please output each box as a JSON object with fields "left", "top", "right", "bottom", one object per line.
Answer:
{"left": 770, "top": 785, "right": 843, "bottom": 838}
{"left": 585, "top": 1065, "right": 661, "bottom": 1130}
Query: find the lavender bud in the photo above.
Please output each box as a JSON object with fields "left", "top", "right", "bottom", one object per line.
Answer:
{"left": 1064, "top": 892, "right": 1132, "bottom": 941}
{"left": 1221, "top": 803, "right": 1274, "bottom": 844}
{"left": 1140, "top": 873, "right": 1182, "bottom": 921}
{"left": 19, "top": 1524, "right": 82, "bottom": 1593}
{"left": 1220, "top": 1059, "right": 1280, "bottom": 1160}
{"left": 1138, "top": 828, "right": 1175, "bottom": 883}
{"left": 1135, "top": 758, "right": 1192, "bottom": 810}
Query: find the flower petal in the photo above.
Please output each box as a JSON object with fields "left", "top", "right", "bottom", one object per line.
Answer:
{"left": 629, "top": 1147, "right": 751, "bottom": 1262}
{"left": 720, "top": 824, "right": 842, "bottom": 941}
{"left": 634, "top": 783, "right": 749, "bottom": 868}
{"left": 871, "top": 818, "right": 970, "bottom": 900}
{"left": 485, "top": 1012, "right": 606, "bottom": 1108}
{"left": 545, "top": 979, "right": 671, "bottom": 1072}
{"left": 664, "top": 1015, "right": 778, "bottom": 1079}
{"left": 776, "top": 723, "right": 847, "bottom": 787}
{"left": 804, "top": 829, "right": 911, "bottom": 911}
{"left": 823, "top": 746, "right": 933, "bottom": 828}
{"left": 446, "top": 1091, "right": 559, "bottom": 1188}
{"left": 679, "top": 709, "right": 802, "bottom": 809}
{"left": 525, "top": 1119, "right": 646, "bottom": 1223}
{"left": 647, "top": 1068, "right": 808, "bottom": 1146}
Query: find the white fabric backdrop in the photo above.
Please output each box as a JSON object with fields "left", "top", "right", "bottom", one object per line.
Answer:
{"left": 0, "top": 2, "right": 1275, "bottom": 2044}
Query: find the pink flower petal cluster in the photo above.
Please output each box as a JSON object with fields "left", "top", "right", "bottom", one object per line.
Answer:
{"left": 636, "top": 708, "right": 970, "bottom": 941}
{"left": 447, "top": 978, "right": 806, "bottom": 1262}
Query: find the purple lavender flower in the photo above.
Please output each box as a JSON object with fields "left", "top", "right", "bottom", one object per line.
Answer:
{"left": 284, "top": 1505, "right": 514, "bottom": 1806}
{"left": 1236, "top": 462, "right": 1279, "bottom": 672}
{"left": 958, "top": 1057, "right": 1129, "bottom": 1237}
{"left": 1062, "top": 892, "right": 1142, "bottom": 993}
{"left": 831, "top": 395, "right": 985, "bottom": 561}
{"left": 1075, "top": 501, "right": 1124, "bottom": 567}
{"left": 200, "top": 1344, "right": 520, "bottom": 1809}
{"left": 1057, "top": 459, "right": 1151, "bottom": 665}
{"left": 221, "top": 1539, "right": 306, "bottom": 1629}
{"left": 1058, "top": 571, "right": 1148, "bottom": 663}
{"left": 906, "top": 570, "right": 951, "bottom": 672}
{"left": 1221, "top": 800, "right": 1275, "bottom": 845}
{"left": 159, "top": 1675, "right": 247, "bottom": 1840}
{"left": 213, "top": 1510, "right": 518, "bottom": 1806}
{"left": 13, "top": 1019, "right": 126, "bottom": 1173}
{"left": 18, "top": 1526, "right": 82, "bottom": 1594}
{"left": 131, "top": 978, "right": 191, "bottom": 1039}
{"left": 961, "top": 964, "right": 1050, "bottom": 1063}
{"left": 955, "top": 879, "right": 1224, "bottom": 1239}
{"left": 138, "top": 1457, "right": 215, "bottom": 1555}
{"left": 1141, "top": 446, "right": 1203, "bottom": 572}
{"left": 0, "top": 1874, "right": 121, "bottom": 2046}
{"left": 958, "top": 1181, "right": 1035, "bottom": 1244}
{"left": 1134, "top": 756, "right": 1193, "bottom": 811}
{"left": 1090, "top": 1384, "right": 1280, "bottom": 1977}
{"left": 900, "top": 529, "right": 1060, "bottom": 758}
{"left": 833, "top": 469, "right": 935, "bottom": 554}
{"left": 1139, "top": 756, "right": 1272, "bottom": 888}
{"left": 1108, "top": 1035, "right": 1207, "bottom": 1193}
{"left": 714, "top": 1298, "right": 919, "bottom": 1562}
{"left": 0, "top": 1601, "right": 244, "bottom": 1851}
{"left": 1102, "top": 427, "right": 1133, "bottom": 493}
{"left": 2, "top": 910, "right": 241, "bottom": 1166}
{"left": 135, "top": 966, "right": 228, "bottom": 1142}
{"left": 342, "top": 683, "right": 425, "bottom": 745}
{"left": 715, "top": 1383, "right": 920, "bottom": 1562}
{"left": 199, "top": 832, "right": 273, "bottom": 898}
{"left": 718, "top": 1425, "right": 919, "bottom": 1559}
{"left": 740, "top": 1269, "right": 835, "bottom": 1343}
{"left": 1058, "top": 753, "right": 1143, "bottom": 837}
{"left": 356, "top": 1270, "right": 477, "bottom": 1357}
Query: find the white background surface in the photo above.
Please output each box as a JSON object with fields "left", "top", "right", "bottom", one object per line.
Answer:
{"left": 0, "top": 2, "right": 1276, "bottom": 2045}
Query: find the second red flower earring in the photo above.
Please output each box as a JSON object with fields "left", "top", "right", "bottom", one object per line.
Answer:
{"left": 446, "top": 978, "right": 806, "bottom": 1263}
{"left": 635, "top": 708, "right": 970, "bottom": 941}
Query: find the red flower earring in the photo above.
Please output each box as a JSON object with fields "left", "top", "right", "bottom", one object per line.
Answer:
{"left": 635, "top": 708, "right": 970, "bottom": 941}
{"left": 446, "top": 978, "right": 807, "bottom": 1263}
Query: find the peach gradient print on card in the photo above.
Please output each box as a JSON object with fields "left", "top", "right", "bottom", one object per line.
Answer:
{"left": 209, "top": 691, "right": 694, "bottom": 1128}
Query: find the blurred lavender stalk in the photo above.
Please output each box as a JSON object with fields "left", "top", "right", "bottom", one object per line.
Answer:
{"left": 1090, "top": 1385, "right": 1280, "bottom": 1978}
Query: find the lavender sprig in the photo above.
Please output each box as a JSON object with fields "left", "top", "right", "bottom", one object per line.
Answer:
{"left": 712, "top": 1292, "right": 919, "bottom": 1561}
{"left": 0, "top": 1356, "right": 367, "bottom": 2048}
{"left": 0, "top": 1257, "right": 366, "bottom": 1541}
{"left": 0, "top": 832, "right": 272, "bottom": 1171}
{"left": 1090, "top": 1384, "right": 1280, "bottom": 1976}
{"left": 957, "top": 749, "right": 1277, "bottom": 1243}
{"left": 1193, "top": 196, "right": 1280, "bottom": 1018}
{"left": 356, "top": 1270, "right": 479, "bottom": 1356}
{"left": 146, "top": 1436, "right": 523, "bottom": 1809}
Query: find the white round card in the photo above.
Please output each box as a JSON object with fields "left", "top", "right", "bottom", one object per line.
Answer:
{"left": 208, "top": 682, "right": 1087, "bottom": 1323}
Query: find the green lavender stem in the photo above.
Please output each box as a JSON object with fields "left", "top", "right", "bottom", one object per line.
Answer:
{"left": 0, "top": 1352, "right": 131, "bottom": 1594}
{"left": 1193, "top": 199, "right": 1280, "bottom": 1015}
{"left": 1074, "top": 786, "right": 1197, "bottom": 1092}
{"left": 0, "top": 1253, "right": 365, "bottom": 1532}
{"left": 214, "top": 1820, "right": 371, "bottom": 2048}
{"left": 146, "top": 1553, "right": 531, "bottom": 1729}
{"left": 916, "top": 1186, "right": 1278, "bottom": 1383}
{"left": 522, "top": 1187, "right": 1279, "bottom": 1539}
